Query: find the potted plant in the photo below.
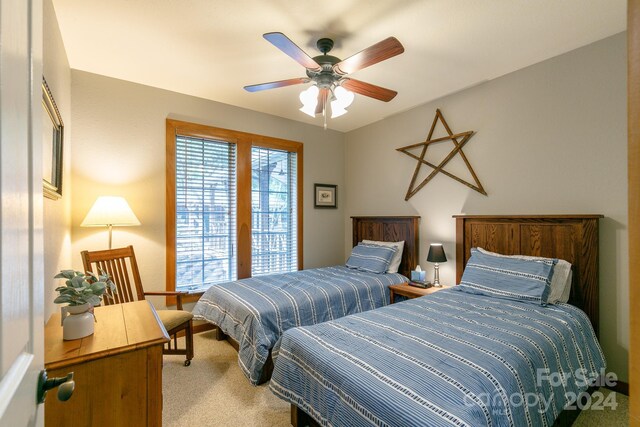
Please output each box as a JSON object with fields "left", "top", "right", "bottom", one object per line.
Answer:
{"left": 54, "top": 270, "right": 116, "bottom": 340}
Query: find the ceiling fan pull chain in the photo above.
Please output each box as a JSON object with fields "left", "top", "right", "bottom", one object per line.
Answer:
{"left": 323, "top": 103, "right": 327, "bottom": 130}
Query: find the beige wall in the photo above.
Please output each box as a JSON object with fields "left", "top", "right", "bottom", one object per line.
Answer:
{"left": 70, "top": 71, "right": 346, "bottom": 308}
{"left": 344, "top": 33, "right": 629, "bottom": 381}
{"left": 43, "top": 0, "right": 72, "bottom": 320}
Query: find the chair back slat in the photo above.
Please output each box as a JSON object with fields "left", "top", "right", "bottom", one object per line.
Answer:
{"left": 109, "top": 258, "right": 126, "bottom": 304}
{"left": 96, "top": 260, "right": 114, "bottom": 305}
{"left": 114, "top": 257, "right": 131, "bottom": 303}
{"left": 81, "top": 246, "right": 146, "bottom": 306}
{"left": 108, "top": 258, "right": 126, "bottom": 303}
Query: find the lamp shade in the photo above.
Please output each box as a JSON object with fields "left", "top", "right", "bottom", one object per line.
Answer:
{"left": 427, "top": 243, "right": 447, "bottom": 263}
{"left": 330, "top": 86, "right": 354, "bottom": 118}
{"left": 81, "top": 196, "right": 141, "bottom": 227}
{"left": 299, "top": 85, "right": 319, "bottom": 117}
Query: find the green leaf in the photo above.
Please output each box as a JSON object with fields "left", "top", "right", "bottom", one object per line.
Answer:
{"left": 53, "top": 295, "right": 71, "bottom": 304}
{"left": 90, "top": 282, "right": 106, "bottom": 293}
{"left": 108, "top": 281, "right": 117, "bottom": 293}
{"left": 70, "top": 275, "right": 85, "bottom": 288}
{"left": 55, "top": 270, "right": 77, "bottom": 280}
{"left": 86, "top": 295, "right": 101, "bottom": 306}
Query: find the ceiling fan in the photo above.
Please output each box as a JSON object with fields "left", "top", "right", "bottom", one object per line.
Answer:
{"left": 244, "top": 32, "right": 405, "bottom": 122}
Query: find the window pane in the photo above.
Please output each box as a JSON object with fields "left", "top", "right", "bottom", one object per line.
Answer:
{"left": 251, "top": 146, "right": 297, "bottom": 276}
{"left": 175, "top": 135, "right": 236, "bottom": 290}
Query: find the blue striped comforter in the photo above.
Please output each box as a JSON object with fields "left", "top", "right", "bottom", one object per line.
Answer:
{"left": 192, "top": 266, "right": 407, "bottom": 384}
{"left": 270, "top": 288, "right": 606, "bottom": 427}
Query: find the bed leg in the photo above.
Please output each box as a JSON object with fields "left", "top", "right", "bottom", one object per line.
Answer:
{"left": 215, "top": 326, "right": 226, "bottom": 341}
{"left": 552, "top": 386, "right": 596, "bottom": 427}
{"left": 291, "top": 404, "right": 318, "bottom": 427}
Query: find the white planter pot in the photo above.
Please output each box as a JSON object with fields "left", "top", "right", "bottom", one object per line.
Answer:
{"left": 61, "top": 303, "right": 95, "bottom": 340}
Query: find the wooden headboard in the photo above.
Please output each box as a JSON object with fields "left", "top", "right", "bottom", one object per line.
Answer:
{"left": 454, "top": 215, "right": 603, "bottom": 334}
{"left": 351, "top": 216, "right": 420, "bottom": 279}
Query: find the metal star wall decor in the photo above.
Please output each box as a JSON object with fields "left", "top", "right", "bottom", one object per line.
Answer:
{"left": 396, "top": 109, "right": 486, "bottom": 200}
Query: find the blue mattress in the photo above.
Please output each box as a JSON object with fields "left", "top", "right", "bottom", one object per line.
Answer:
{"left": 192, "top": 266, "right": 407, "bottom": 384}
{"left": 270, "top": 288, "right": 606, "bottom": 426}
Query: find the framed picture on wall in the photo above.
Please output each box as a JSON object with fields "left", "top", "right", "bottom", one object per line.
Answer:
{"left": 314, "top": 184, "right": 337, "bottom": 208}
{"left": 42, "top": 77, "right": 64, "bottom": 200}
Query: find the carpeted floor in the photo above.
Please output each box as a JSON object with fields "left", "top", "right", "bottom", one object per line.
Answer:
{"left": 163, "top": 332, "right": 629, "bottom": 426}
{"left": 572, "top": 388, "right": 629, "bottom": 426}
{"left": 163, "top": 331, "right": 289, "bottom": 426}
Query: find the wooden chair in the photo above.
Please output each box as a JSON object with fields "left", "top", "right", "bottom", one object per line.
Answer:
{"left": 81, "top": 245, "right": 194, "bottom": 366}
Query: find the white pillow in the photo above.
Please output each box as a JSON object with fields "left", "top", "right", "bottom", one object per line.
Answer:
{"left": 362, "top": 240, "right": 404, "bottom": 274}
{"left": 476, "top": 247, "right": 572, "bottom": 304}
{"left": 558, "top": 269, "right": 573, "bottom": 303}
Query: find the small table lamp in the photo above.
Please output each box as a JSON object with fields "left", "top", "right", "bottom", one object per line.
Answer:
{"left": 427, "top": 243, "right": 447, "bottom": 287}
{"left": 81, "top": 196, "right": 141, "bottom": 249}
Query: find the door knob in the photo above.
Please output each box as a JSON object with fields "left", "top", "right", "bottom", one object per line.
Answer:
{"left": 37, "top": 370, "right": 75, "bottom": 404}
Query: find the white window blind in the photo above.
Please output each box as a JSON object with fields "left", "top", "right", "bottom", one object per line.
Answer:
{"left": 251, "top": 146, "right": 297, "bottom": 276}
{"left": 175, "top": 135, "right": 236, "bottom": 291}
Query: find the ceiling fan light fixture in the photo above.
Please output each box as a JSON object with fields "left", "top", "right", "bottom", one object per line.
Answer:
{"left": 300, "top": 103, "right": 317, "bottom": 117}
{"left": 330, "top": 104, "right": 348, "bottom": 118}
{"left": 299, "top": 85, "right": 319, "bottom": 117}
{"left": 333, "top": 85, "right": 354, "bottom": 108}
{"left": 330, "top": 85, "right": 354, "bottom": 118}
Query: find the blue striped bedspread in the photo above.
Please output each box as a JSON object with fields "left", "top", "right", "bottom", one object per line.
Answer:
{"left": 192, "top": 266, "right": 407, "bottom": 385}
{"left": 270, "top": 287, "right": 606, "bottom": 427}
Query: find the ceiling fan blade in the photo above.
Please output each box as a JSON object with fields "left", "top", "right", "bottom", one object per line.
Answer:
{"left": 315, "top": 88, "right": 329, "bottom": 115}
{"left": 263, "top": 32, "right": 321, "bottom": 71}
{"left": 244, "top": 78, "right": 308, "bottom": 92}
{"left": 341, "top": 79, "right": 397, "bottom": 102}
{"left": 333, "top": 37, "right": 404, "bottom": 75}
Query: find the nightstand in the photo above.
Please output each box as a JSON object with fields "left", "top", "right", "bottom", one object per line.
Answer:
{"left": 389, "top": 283, "right": 445, "bottom": 304}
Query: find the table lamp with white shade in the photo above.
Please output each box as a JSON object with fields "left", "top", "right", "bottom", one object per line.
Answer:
{"left": 81, "top": 196, "right": 140, "bottom": 249}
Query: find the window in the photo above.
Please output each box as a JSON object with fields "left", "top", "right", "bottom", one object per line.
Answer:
{"left": 166, "top": 120, "right": 303, "bottom": 296}
{"left": 251, "top": 147, "right": 297, "bottom": 276}
{"left": 174, "top": 136, "right": 236, "bottom": 291}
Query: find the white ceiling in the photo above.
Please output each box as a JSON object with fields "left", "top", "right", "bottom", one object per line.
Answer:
{"left": 52, "top": 0, "right": 626, "bottom": 132}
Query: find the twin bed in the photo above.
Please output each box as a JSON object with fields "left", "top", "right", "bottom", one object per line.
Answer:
{"left": 194, "top": 214, "right": 605, "bottom": 427}
{"left": 271, "top": 288, "right": 603, "bottom": 427}
{"left": 193, "top": 216, "right": 420, "bottom": 384}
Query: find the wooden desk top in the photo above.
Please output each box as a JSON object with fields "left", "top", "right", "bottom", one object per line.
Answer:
{"left": 45, "top": 301, "right": 170, "bottom": 370}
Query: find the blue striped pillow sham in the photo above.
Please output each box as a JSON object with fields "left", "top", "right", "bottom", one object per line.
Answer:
{"left": 345, "top": 243, "right": 397, "bottom": 274}
{"left": 458, "top": 248, "right": 555, "bottom": 305}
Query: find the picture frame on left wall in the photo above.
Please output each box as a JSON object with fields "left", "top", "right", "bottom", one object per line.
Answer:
{"left": 42, "top": 77, "right": 64, "bottom": 200}
{"left": 314, "top": 184, "right": 337, "bottom": 208}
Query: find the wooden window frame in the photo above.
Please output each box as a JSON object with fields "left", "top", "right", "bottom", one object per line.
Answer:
{"left": 166, "top": 119, "right": 304, "bottom": 304}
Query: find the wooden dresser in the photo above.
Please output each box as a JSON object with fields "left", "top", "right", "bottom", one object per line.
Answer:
{"left": 45, "top": 300, "right": 170, "bottom": 426}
